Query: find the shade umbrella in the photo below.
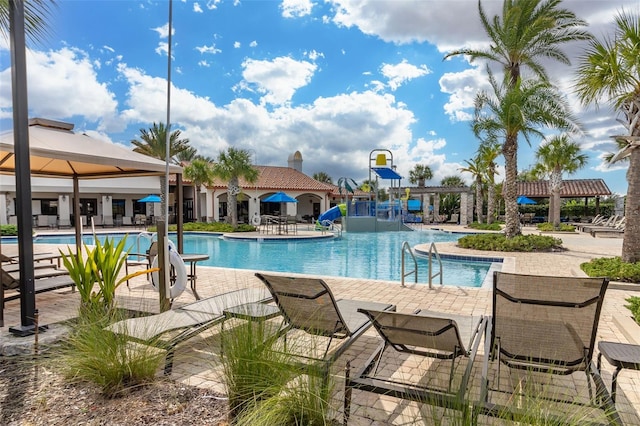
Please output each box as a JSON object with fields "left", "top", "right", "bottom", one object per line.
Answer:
{"left": 138, "top": 194, "right": 162, "bottom": 203}
{"left": 517, "top": 196, "right": 536, "bottom": 205}
{"left": 262, "top": 192, "right": 298, "bottom": 234}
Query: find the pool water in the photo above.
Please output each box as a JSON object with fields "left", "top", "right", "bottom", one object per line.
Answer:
{"left": 23, "top": 230, "right": 495, "bottom": 287}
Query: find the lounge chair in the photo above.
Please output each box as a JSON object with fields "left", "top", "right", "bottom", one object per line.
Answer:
{"left": 344, "top": 309, "right": 487, "bottom": 423}
{"left": 102, "top": 215, "right": 114, "bottom": 227}
{"left": 105, "top": 287, "right": 273, "bottom": 375}
{"left": 1, "top": 267, "right": 76, "bottom": 327}
{"left": 254, "top": 273, "right": 396, "bottom": 383}
{"left": 476, "top": 271, "right": 621, "bottom": 425}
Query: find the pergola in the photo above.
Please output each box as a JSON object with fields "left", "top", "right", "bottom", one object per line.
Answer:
{"left": 516, "top": 179, "right": 612, "bottom": 215}
{"left": 0, "top": 118, "right": 184, "bottom": 333}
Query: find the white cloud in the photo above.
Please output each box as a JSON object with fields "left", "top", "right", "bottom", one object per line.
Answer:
{"left": 0, "top": 47, "right": 121, "bottom": 130}
{"left": 439, "top": 66, "right": 488, "bottom": 122}
{"left": 198, "top": 60, "right": 211, "bottom": 67}
{"left": 281, "top": 0, "right": 314, "bottom": 18}
{"left": 306, "top": 49, "right": 324, "bottom": 61}
{"left": 155, "top": 41, "right": 169, "bottom": 56}
{"left": 239, "top": 56, "right": 318, "bottom": 105}
{"left": 206, "top": 0, "right": 221, "bottom": 10}
{"left": 193, "top": 2, "right": 203, "bottom": 13}
{"left": 380, "top": 59, "right": 431, "bottom": 90}
{"left": 151, "top": 23, "right": 175, "bottom": 39}
{"left": 195, "top": 44, "right": 222, "bottom": 54}
{"left": 234, "top": 41, "right": 241, "bottom": 48}
{"left": 249, "top": 40, "right": 258, "bottom": 47}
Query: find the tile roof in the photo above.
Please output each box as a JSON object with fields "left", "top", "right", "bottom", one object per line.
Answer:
{"left": 517, "top": 179, "right": 612, "bottom": 197}
{"left": 177, "top": 165, "right": 335, "bottom": 193}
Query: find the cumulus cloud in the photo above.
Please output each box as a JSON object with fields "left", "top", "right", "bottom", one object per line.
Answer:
{"left": 196, "top": 44, "right": 222, "bottom": 54}
{"left": 151, "top": 23, "right": 174, "bottom": 39}
{"left": 380, "top": 59, "right": 431, "bottom": 90}
{"left": 238, "top": 56, "right": 318, "bottom": 105}
{"left": 193, "top": 2, "right": 203, "bottom": 13}
{"left": 281, "top": 0, "right": 314, "bottom": 18}
{"left": 0, "top": 46, "right": 121, "bottom": 131}
{"left": 439, "top": 66, "right": 488, "bottom": 122}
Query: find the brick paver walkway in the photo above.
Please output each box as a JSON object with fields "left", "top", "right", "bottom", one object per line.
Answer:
{"left": 2, "top": 225, "right": 638, "bottom": 424}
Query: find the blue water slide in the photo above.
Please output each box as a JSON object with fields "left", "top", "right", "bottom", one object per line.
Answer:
{"left": 317, "top": 205, "right": 343, "bottom": 224}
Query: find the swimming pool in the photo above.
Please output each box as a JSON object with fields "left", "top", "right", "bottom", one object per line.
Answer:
{"left": 12, "top": 230, "right": 497, "bottom": 287}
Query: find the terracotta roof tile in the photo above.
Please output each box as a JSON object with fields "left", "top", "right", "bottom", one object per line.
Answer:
{"left": 517, "top": 179, "right": 612, "bottom": 197}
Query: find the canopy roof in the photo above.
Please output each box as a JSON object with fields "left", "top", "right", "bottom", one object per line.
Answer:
{"left": 0, "top": 118, "right": 182, "bottom": 179}
{"left": 371, "top": 167, "right": 403, "bottom": 180}
{"left": 517, "top": 179, "right": 611, "bottom": 198}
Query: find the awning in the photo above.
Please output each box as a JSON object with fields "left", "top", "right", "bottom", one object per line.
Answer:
{"left": 371, "top": 167, "right": 403, "bottom": 180}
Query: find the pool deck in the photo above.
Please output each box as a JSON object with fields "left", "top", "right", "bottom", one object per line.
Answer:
{"left": 1, "top": 224, "right": 639, "bottom": 424}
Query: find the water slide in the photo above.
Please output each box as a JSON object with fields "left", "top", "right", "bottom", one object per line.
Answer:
{"left": 317, "top": 204, "right": 346, "bottom": 226}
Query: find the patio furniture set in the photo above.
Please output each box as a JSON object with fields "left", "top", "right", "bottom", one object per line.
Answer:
{"left": 103, "top": 271, "right": 635, "bottom": 425}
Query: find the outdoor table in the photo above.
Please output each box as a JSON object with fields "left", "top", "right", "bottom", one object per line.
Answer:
{"left": 597, "top": 341, "right": 640, "bottom": 403}
{"left": 181, "top": 253, "right": 210, "bottom": 300}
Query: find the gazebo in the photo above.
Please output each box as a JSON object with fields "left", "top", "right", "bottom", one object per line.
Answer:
{"left": 0, "top": 118, "right": 184, "bottom": 333}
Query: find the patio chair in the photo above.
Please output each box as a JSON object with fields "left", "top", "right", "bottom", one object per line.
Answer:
{"left": 476, "top": 271, "right": 621, "bottom": 425}
{"left": 254, "top": 273, "right": 396, "bottom": 383}
{"left": 102, "top": 215, "right": 114, "bottom": 227}
{"left": 343, "top": 309, "right": 487, "bottom": 424}
{"left": 106, "top": 287, "right": 273, "bottom": 375}
{"left": 1, "top": 267, "right": 76, "bottom": 327}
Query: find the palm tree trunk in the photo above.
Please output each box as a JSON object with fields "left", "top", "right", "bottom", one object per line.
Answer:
{"left": 550, "top": 170, "right": 562, "bottom": 229}
{"left": 475, "top": 178, "right": 483, "bottom": 223}
{"left": 228, "top": 177, "right": 240, "bottom": 227}
{"left": 622, "top": 148, "right": 640, "bottom": 263}
{"left": 503, "top": 137, "right": 520, "bottom": 238}
{"left": 487, "top": 183, "right": 496, "bottom": 224}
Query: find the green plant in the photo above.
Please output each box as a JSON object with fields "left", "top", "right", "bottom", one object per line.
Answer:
{"left": 625, "top": 297, "right": 640, "bottom": 325}
{"left": 457, "top": 233, "right": 563, "bottom": 252}
{"left": 0, "top": 224, "right": 18, "bottom": 236}
{"left": 467, "top": 222, "right": 502, "bottom": 231}
{"left": 59, "top": 307, "right": 163, "bottom": 397}
{"left": 60, "top": 236, "right": 154, "bottom": 315}
{"left": 580, "top": 257, "right": 640, "bottom": 283}
{"left": 149, "top": 222, "right": 256, "bottom": 233}
{"left": 536, "top": 222, "right": 575, "bottom": 232}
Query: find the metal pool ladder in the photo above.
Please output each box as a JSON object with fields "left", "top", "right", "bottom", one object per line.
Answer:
{"left": 401, "top": 241, "right": 443, "bottom": 289}
{"left": 401, "top": 241, "right": 417, "bottom": 287}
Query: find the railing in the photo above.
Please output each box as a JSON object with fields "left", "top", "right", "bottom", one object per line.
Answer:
{"left": 427, "top": 242, "right": 443, "bottom": 289}
{"left": 401, "top": 241, "right": 417, "bottom": 287}
{"left": 129, "top": 231, "right": 156, "bottom": 261}
{"left": 315, "top": 219, "right": 342, "bottom": 237}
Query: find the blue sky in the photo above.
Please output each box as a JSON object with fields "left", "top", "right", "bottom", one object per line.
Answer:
{"left": 0, "top": 0, "right": 636, "bottom": 195}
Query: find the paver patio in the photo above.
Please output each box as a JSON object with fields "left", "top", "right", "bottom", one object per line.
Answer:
{"left": 1, "top": 225, "right": 639, "bottom": 424}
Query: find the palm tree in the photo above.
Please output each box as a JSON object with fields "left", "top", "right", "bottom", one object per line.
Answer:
{"left": 312, "top": 172, "right": 333, "bottom": 184}
{"left": 408, "top": 164, "right": 433, "bottom": 187}
{"left": 534, "top": 135, "right": 588, "bottom": 229}
{"left": 440, "top": 176, "right": 466, "bottom": 218}
{"left": 479, "top": 142, "right": 501, "bottom": 223}
{"left": 183, "top": 158, "right": 215, "bottom": 222}
{"left": 131, "top": 122, "right": 190, "bottom": 220}
{"left": 176, "top": 146, "right": 198, "bottom": 162}
{"left": 445, "top": 0, "right": 590, "bottom": 236}
{"left": 212, "top": 148, "right": 259, "bottom": 227}
{"left": 444, "top": 0, "right": 590, "bottom": 86}
{"left": 459, "top": 156, "right": 485, "bottom": 223}
{"left": 473, "top": 72, "right": 581, "bottom": 237}
{"left": 0, "top": 0, "right": 56, "bottom": 45}
{"left": 574, "top": 10, "right": 640, "bottom": 263}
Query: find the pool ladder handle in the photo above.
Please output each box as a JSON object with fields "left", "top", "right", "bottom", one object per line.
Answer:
{"left": 400, "top": 241, "right": 443, "bottom": 289}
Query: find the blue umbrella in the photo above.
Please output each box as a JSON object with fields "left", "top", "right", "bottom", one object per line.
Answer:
{"left": 138, "top": 194, "right": 161, "bottom": 203}
{"left": 517, "top": 195, "right": 536, "bottom": 205}
{"left": 263, "top": 192, "right": 298, "bottom": 203}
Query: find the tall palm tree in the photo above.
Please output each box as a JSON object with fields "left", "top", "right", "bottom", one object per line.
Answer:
{"left": 312, "top": 172, "right": 333, "bottom": 184}
{"left": 408, "top": 164, "right": 433, "bottom": 187}
{"left": 176, "top": 146, "right": 198, "bottom": 162}
{"left": 473, "top": 72, "right": 581, "bottom": 237}
{"left": 479, "top": 141, "right": 501, "bottom": 223}
{"left": 439, "top": 175, "right": 466, "bottom": 218}
{"left": 212, "top": 148, "right": 259, "bottom": 227}
{"left": 0, "top": 0, "right": 56, "bottom": 45}
{"left": 131, "top": 122, "right": 190, "bottom": 220}
{"left": 459, "top": 156, "right": 485, "bottom": 223}
{"left": 445, "top": 0, "right": 590, "bottom": 236}
{"left": 445, "top": 0, "right": 591, "bottom": 86}
{"left": 183, "top": 158, "right": 215, "bottom": 222}
{"left": 575, "top": 10, "right": 640, "bottom": 263}
{"left": 534, "top": 134, "right": 588, "bottom": 229}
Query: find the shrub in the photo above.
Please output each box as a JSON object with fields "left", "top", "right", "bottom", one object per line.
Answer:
{"left": 580, "top": 257, "right": 640, "bottom": 283}
{"left": 149, "top": 222, "right": 257, "bottom": 233}
{"left": 0, "top": 224, "right": 18, "bottom": 236}
{"left": 58, "top": 307, "right": 163, "bottom": 397}
{"left": 457, "top": 233, "right": 563, "bottom": 252}
{"left": 537, "top": 222, "right": 575, "bottom": 232}
{"left": 467, "top": 222, "right": 502, "bottom": 231}
{"left": 625, "top": 297, "right": 640, "bottom": 325}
